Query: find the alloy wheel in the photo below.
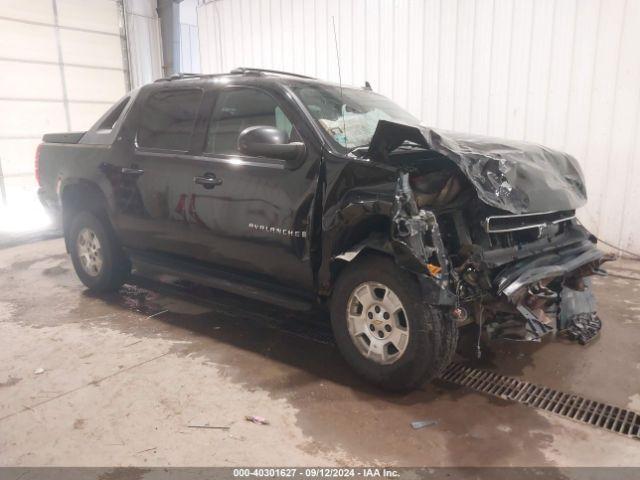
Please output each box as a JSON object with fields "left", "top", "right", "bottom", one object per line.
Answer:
{"left": 76, "top": 227, "right": 103, "bottom": 277}
{"left": 346, "top": 282, "right": 410, "bottom": 365}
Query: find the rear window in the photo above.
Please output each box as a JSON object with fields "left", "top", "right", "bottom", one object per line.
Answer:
{"left": 137, "top": 89, "right": 203, "bottom": 151}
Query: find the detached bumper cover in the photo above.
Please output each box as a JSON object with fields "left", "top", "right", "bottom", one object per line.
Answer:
{"left": 495, "top": 240, "right": 607, "bottom": 297}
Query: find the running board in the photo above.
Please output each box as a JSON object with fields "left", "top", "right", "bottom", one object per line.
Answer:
{"left": 127, "top": 249, "right": 315, "bottom": 311}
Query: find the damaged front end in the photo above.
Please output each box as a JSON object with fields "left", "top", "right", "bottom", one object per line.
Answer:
{"left": 390, "top": 172, "right": 456, "bottom": 305}
{"left": 376, "top": 120, "right": 614, "bottom": 347}
{"left": 487, "top": 236, "right": 614, "bottom": 344}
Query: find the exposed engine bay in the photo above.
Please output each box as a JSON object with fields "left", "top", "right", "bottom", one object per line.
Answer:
{"left": 371, "top": 121, "right": 614, "bottom": 349}
{"left": 392, "top": 167, "right": 611, "bottom": 348}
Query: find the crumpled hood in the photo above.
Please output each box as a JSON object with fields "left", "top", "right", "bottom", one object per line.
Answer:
{"left": 367, "top": 120, "right": 587, "bottom": 214}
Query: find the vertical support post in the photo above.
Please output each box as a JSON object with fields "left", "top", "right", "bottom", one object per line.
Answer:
{"left": 0, "top": 157, "right": 7, "bottom": 206}
{"left": 157, "top": 0, "right": 183, "bottom": 76}
{"left": 116, "top": 0, "right": 133, "bottom": 91}
{"left": 51, "top": 0, "right": 71, "bottom": 131}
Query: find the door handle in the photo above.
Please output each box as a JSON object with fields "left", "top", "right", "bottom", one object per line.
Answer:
{"left": 194, "top": 173, "right": 223, "bottom": 189}
{"left": 121, "top": 167, "right": 145, "bottom": 176}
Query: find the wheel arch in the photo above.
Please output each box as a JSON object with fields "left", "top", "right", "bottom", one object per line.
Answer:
{"left": 60, "top": 180, "right": 111, "bottom": 252}
{"left": 327, "top": 214, "right": 395, "bottom": 294}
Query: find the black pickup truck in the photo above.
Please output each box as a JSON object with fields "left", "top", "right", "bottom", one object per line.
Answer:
{"left": 37, "top": 68, "right": 611, "bottom": 390}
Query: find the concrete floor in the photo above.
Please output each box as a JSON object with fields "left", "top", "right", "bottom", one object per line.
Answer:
{"left": 0, "top": 238, "right": 639, "bottom": 467}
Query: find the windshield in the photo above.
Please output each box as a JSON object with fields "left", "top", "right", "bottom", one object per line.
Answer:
{"left": 291, "top": 84, "right": 420, "bottom": 151}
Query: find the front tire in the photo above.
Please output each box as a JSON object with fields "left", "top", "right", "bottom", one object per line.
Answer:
{"left": 69, "top": 211, "right": 130, "bottom": 292}
{"left": 331, "top": 254, "right": 457, "bottom": 391}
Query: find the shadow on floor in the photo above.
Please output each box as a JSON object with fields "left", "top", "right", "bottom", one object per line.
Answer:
{"left": 81, "top": 272, "right": 544, "bottom": 406}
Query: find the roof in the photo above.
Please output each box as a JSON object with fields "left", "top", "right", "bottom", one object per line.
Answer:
{"left": 148, "top": 67, "right": 356, "bottom": 91}
{"left": 154, "top": 67, "right": 315, "bottom": 84}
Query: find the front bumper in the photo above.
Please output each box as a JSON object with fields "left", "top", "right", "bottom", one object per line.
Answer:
{"left": 485, "top": 238, "right": 612, "bottom": 343}
{"left": 495, "top": 239, "right": 608, "bottom": 298}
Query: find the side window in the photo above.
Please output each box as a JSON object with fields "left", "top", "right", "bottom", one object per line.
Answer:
{"left": 137, "top": 89, "right": 202, "bottom": 151}
{"left": 205, "top": 88, "right": 295, "bottom": 155}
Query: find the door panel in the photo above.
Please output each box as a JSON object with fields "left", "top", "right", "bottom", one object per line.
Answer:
{"left": 114, "top": 152, "right": 212, "bottom": 258}
{"left": 110, "top": 84, "right": 320, "bottom": 294}
{"left": 188, "top": 86, "right": 319, "bottom": 292}
{"left": 109, "top": 86, "right": 207, "bottom": 255}
{"left": 189, "top": 156, "right": 318, "bottom": 291}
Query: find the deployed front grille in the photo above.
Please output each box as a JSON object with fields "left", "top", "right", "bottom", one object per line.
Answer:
{"left": 483, "top": 210, "right": 575, "bottom": 248}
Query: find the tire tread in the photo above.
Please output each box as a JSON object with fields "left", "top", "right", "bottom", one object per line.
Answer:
{"left": 68, "top": 211, "right": 130, "bottom": 292}
{"left": 331, "top": 253, "right": 457, "bottom": 391}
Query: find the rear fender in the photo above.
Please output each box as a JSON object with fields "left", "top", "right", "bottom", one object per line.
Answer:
{"left": 60, "top": 180, "right": 110, "bottom": 252}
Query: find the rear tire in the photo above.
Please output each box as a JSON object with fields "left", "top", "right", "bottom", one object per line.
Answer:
{"left": 68, "top": 211, "right": 130, "bottom": 292}
{"left": 330, "top": 254, "right": 457, "bottom": 391}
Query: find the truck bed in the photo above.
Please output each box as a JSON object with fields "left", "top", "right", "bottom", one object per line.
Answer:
{"left": 42, "top": 132, "right": 86, "bottom": 144}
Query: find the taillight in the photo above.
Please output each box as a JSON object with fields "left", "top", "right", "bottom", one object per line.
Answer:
{"left": 35, "top": 143, "right": 43, "bottom": 186}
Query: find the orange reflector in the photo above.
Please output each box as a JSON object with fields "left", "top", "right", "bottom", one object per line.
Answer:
{"left": 427, "top": 264, "right": 442, "bottom": 276}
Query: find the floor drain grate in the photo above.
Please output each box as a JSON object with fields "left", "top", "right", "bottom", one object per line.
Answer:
{"left": 440, "top": 363, "right": 640, "bottom": 440}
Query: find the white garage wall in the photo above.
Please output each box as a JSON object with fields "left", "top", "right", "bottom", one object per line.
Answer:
{"left": 0, "top": 0, "right": 165, "bottom": 233}
{"left": 197, "top": 0, "right": 640, "bottom": 254}
{"left": 0, "top": 0, "right": 130, "bottom": 225}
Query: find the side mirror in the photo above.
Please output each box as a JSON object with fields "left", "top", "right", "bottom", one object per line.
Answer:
{"left": 237, "top": 126, "right": 305, "bottom": 168}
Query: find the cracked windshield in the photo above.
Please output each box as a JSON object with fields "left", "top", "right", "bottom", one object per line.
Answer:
{"left": 292, "top": 84, "right": 420, "bottom": 150}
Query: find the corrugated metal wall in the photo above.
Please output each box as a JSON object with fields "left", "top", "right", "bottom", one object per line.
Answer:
{"left": 125, "top": 0, "right": 163, "bottom": 88}
{"left": 197, "top": 0, "right": 640, "bottom": 254}
{"left": 180, "top": 0, "right": 201, "bottom": 73}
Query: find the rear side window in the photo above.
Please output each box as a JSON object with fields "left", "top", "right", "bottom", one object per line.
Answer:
{"left": 137, "top": 89, "right": 202, "bottom": 151}
{"left": 205, "top": 88, "right": 294, "bottom": 155}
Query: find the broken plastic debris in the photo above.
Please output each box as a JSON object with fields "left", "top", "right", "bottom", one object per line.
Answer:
{"left": 135, "top": 447, "right": 157, "bottom": 455}
{"left": 147, "top": 309, "right": 168, "bottom": 319}
{"left": 245, "top": 415, "right": 270, "bottom": 425}
{"left": 187, "top": 421, "right": 229, "bottom": 430}
{"left": 411, "top": 419, "right": 438, "bottom": 429}
{"left": 34, "top": 368, "right": 45, "bottom": 375}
